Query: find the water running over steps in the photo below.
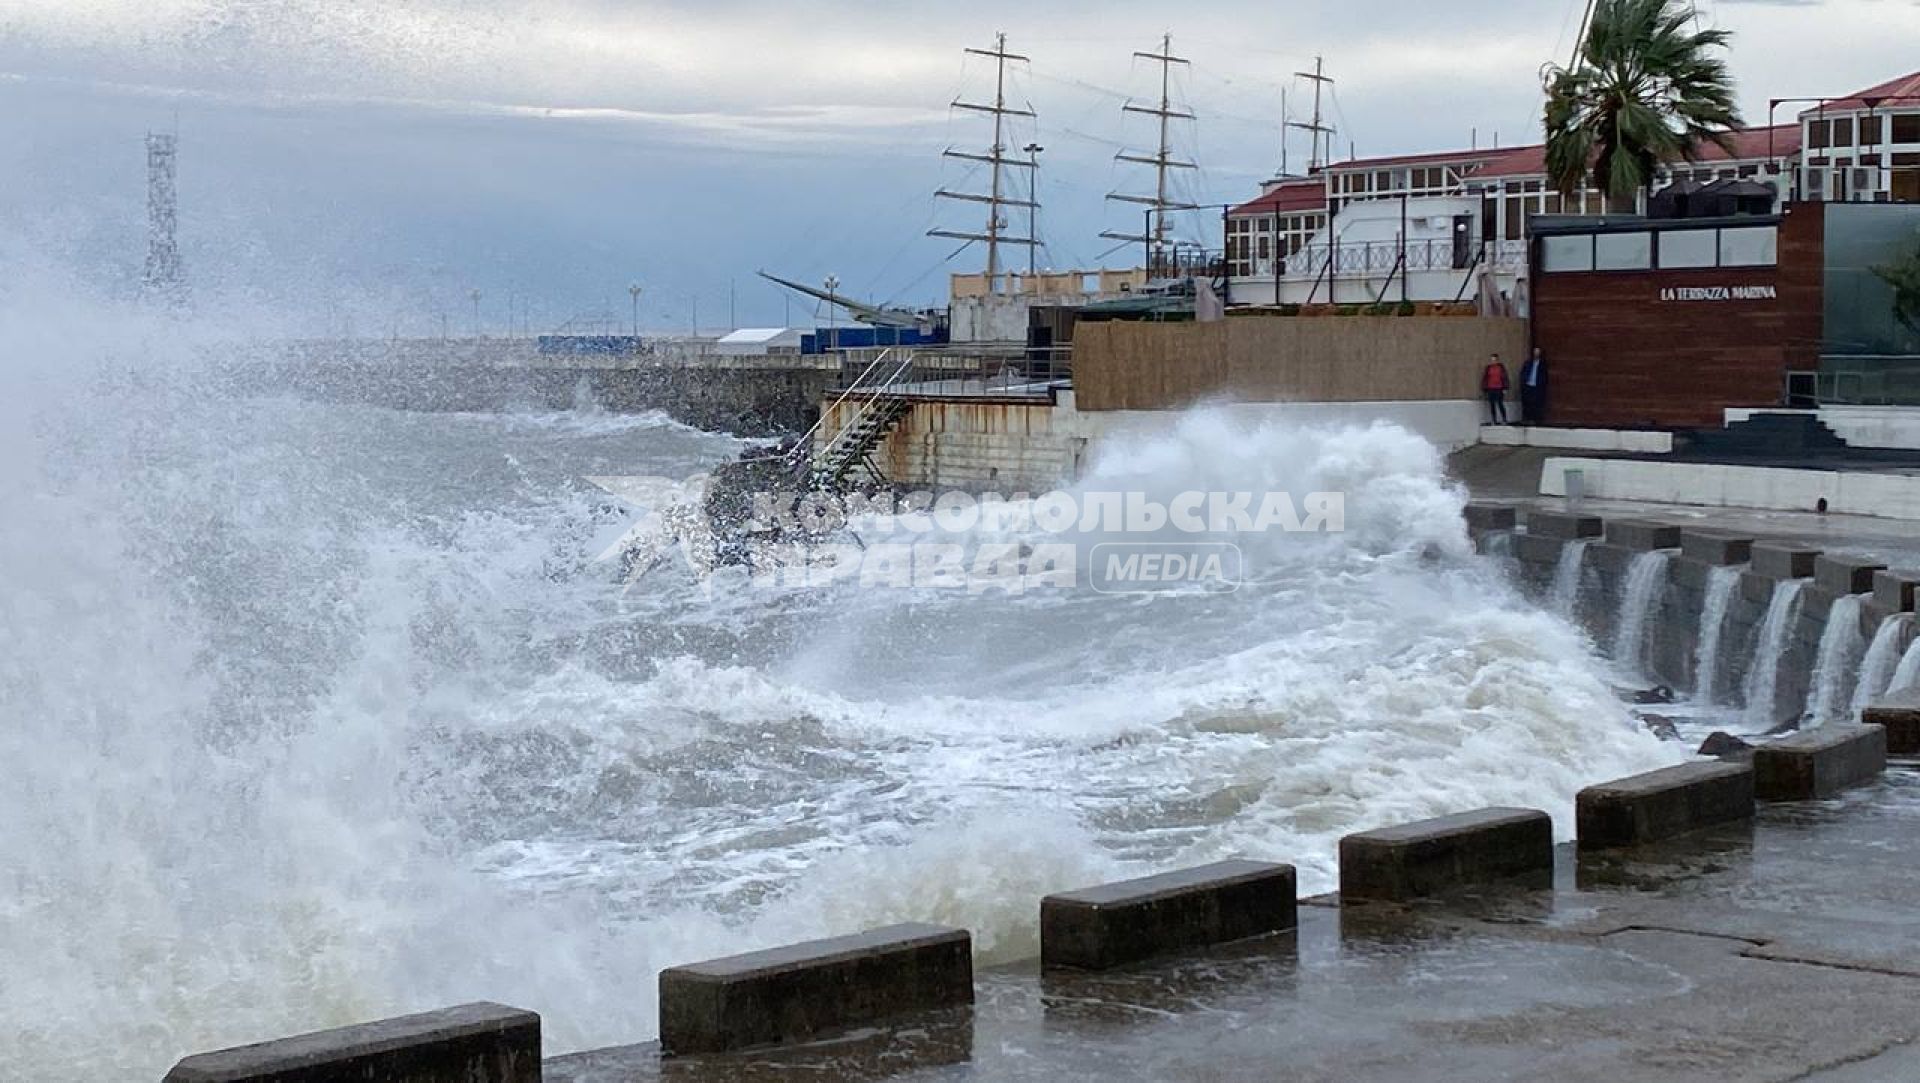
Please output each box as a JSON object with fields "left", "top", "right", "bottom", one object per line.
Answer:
{"left": 1692, "top": 566, "right": 1742, "bottom": 704}
{"left": 1612, "top": 551, "right": 1671, "bottom": 679}
{"left": 1851, "top": 616, "right": 1911, "bottom": 715}
{"left": 1550, "top": 541, "right": 1591, "bottom": 619}
{"left": 1744, "top": 580, "right": 1808, "bottom": 730}
{"left": 1805, "top": 596, "right": 1866, "bottom": 726}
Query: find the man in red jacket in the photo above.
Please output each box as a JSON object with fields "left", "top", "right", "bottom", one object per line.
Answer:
{"left": 1481, "top": 353, "right": 1511, "bottom": 425}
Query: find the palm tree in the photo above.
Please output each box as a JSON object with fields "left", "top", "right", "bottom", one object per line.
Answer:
{"left": 1878, "top": 241, "right": 1920, "bottom": 334}
{"left": 1543, "top": 0, "right": 1742, "bottom": 203}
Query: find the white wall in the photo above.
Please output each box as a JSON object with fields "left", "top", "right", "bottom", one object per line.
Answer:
{"left": 1539, "top": 455, "right": 1920, "bottom": 520}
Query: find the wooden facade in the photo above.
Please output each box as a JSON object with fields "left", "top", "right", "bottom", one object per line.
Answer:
{"left": 1529, "top": 206, "right": 1824, "bottom": 429}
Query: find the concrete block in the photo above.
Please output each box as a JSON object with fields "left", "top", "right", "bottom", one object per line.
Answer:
{"left": 1680, "top": 530, "right": 1753, "bottom": 566}
{"left": 1741, "top": 571, "right": 1782, "bottom": 606}
{"left": 1575, "top": 761, "right": 1755, "bottom": 850}
{"left": 1587, "top": 542, "right": 1636, "bottom": 579}
{"left": 1802, "top": 584, "right": 1844, "bottom": 623}
{"left": 1753, "top": 724, "right": 1888, "bottom": 801}
{"left": 1752, "top": 544, "right": 1820, "bottom": 580}
{"left": 1040, "top": 860, "right": 1297, "bottom": 971}
{"left": 1863, "top": 602, "right": 1896, "bottom": 641}
{"left": 1513, "top": 533, "right": 1566, "bottom": 567}
{"left": 1671, "top": 556, "right": 1719, "bottom": 591}
{"left": 1338, "top": 807, "right": 1553, "bottom": 903}
{"left": 1815, "top": 554, "right": 1886, "bottom": 595}
{"left": 1873, "top": 570, "right": 1919, "bottom": 613}
{"left": 1605, "top": 520, "right": 1682, "bottom": 551}
{"left": 164, "top": 1003, "right": 540, "bottom": 1083}
{"left": 1863, "top": 690, "right": 1920, "bottom": 755}
{"left": 658, "top": 923, "right": 973, "bottom": 1055}
{"left": 1525, "top": 510, "right": 1604, "bottom": 540}
{"left": 1464, "top": 503, "right": 1518, "bottom": 533}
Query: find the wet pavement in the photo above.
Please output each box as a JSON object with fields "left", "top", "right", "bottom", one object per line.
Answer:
{"left": 549, "top": 766, "right": 1920, "bottom": 1082}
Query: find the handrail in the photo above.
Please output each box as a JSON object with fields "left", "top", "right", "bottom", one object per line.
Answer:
{"left": 789, "top": 349, "right": 919, "bottom": 483}
{"left": 782, "top": 347, "right": 896, "bottom": 473}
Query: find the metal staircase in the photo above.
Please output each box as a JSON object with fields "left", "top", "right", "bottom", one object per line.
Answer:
{"left": 785, "top": 349, "right": 917, "bottom": 491}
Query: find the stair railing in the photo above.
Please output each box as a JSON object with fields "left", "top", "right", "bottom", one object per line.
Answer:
{"left": 783, "top": 347, "right": 899, "bottom": 476}
{"left": 789, "top": 349, "right": 919, "bottom": 485}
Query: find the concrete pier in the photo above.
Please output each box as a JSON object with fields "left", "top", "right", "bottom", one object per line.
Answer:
{"left": 1815, "top": 554, "right": 1887, "bottom": 595}
{"left": 1865, "top": 690, "right": 1920, "bottom": 753}
{"left": 656, "top": 923, "right": 973, "bottom": 1056}
{"left": 1603, "top": 520, "right": 1681, "bottom": 551}
{"left": 1339, "top": 808, "right": 1554, "bottom": 902}
{"left": 1041, "top": 860, "right": 1297, "bottom": 970}
{"left": 1523, "top": 510, "right": 1602, "bottom": 539}
{"left": 1751, "top": 543, "right": 1820, "bottom": 580}
{"left": 163, "top": 1002, "right": 540, "bottom": 1083}
{"left": 1753, "top": 724, "right": 1888, "bottom": 801}
{"left": 1678, "top": 530, "right": 1753, "bottom": 565}
{"left": 1576, "top": 762, "right": 1755, "bottom": 850}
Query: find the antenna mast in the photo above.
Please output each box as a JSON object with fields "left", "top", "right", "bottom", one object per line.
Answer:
{"left": 1101, "top": 34, "right": 1200, "bottom": 265}
{"left": 143, "top": 133, "right": 185, "bottom": 303}
{"left": 929, "top": 32, "right": 1038, "bottom": 295}
{"left": 1289, "top": 57, "right": 1336, "bottom": 171}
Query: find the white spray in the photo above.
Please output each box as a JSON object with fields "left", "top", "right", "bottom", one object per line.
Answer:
{"left": 1744, "top": 579, "right": 1808, "bottom": 730}
{"left": 1805, "top": 595, "right": 1866, "bottom": 726}
{"left": 1692, "top": 565, "right": 1742, "bottom": 704}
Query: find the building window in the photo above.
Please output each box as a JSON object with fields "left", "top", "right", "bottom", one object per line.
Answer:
{"left": 1542, "top": 235, "right": 1594, "bottom": 272}
{"left": 1719, "top": 226, "right": 1778, "bottom": 266}
{"left": 1658, "top": 229, "right": 1718, "bottom": 269}
{"left": 1894, "top": 115, "right": 1920, "bottom": 144}
{"left": 1861, "top": 116, "right": 1884, "bottom": 145}
{"left": 1594, "top": 231, "right": 1653, "bottom": 270}
{"left": 1810, "top": 119, "right": 1831, "bottom": 150}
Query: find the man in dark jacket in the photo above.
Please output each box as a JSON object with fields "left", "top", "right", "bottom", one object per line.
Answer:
{"left": 1519, "top": 347, "right": 1549, "bottom": 426}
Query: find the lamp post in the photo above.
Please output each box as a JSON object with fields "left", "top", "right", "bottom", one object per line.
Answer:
{"left": 1023, "top": 143, "right": 1044, "bottom": 276}
{"left": 823, "top": 275, "right": 840, "bottom": 353}
{"left": 469, "top": 288, "right": 482, "bottom": 338}
{"left": 628, "top": 283, "right": 642, "bottom": 338}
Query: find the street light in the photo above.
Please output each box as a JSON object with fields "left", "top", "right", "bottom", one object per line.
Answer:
{"left": 469, "top": 288, "right": 482, "bottom": 338}
{"left": 823, "top": 275, "right": 841, "bottom": 353}
{"left": 1023, "top": 143, "right": 1044, "bottom": 276}
{"left": 628, "top": 283, "right": 643, "bottom": 338}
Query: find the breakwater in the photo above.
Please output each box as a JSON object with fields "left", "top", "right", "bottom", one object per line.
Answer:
{"left": 1472, "top": 505, "right": 1920, "bottom": 733}
{"left": 227, "top": 339, "right": 839, "bottom": 436}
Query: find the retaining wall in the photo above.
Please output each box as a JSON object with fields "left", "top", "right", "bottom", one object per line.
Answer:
{"left": 1071, "top": 316, "right": 1529, "bottom": 412}
{"left": 1481, "top": 509, "right": 1919, "bottom": 728}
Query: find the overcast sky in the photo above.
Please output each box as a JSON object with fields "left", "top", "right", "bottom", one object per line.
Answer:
{"left": 1, "top": 0, "right": 1915, "bottom": 334}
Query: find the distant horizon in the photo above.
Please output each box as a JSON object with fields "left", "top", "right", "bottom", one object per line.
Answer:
{"left": 2, "top": 0, "right": 1913, "bottom": 334}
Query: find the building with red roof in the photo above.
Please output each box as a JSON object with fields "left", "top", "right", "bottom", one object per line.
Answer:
{"left": 1223, "top": 67, "right": 1913, "bottom": 308}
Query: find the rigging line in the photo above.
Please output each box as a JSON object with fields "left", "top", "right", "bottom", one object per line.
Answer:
{"left": 1327, "top": 83, "right": 1355, "bottom": 160}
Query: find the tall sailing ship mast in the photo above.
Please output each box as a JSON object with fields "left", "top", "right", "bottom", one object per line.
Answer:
{"left": 1101, "top": 34, "right": 1201, "bottom": 272}
{"left": 929, "top": 33, "right": 1039, "bottom": 295}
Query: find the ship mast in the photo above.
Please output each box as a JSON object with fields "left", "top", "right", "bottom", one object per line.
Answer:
{"left": 1289, "top": 56, "right": 1335, "bottom": 172}
{"left": 1101, "top": 34, "right": 1200, "bottom": 268}
{"left": 929, "top": 32, "right": 1038, "bottom": 295}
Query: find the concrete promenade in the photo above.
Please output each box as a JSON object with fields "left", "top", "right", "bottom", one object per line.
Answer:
{"left": 549, "top": 769, "right": 1920, "bottom": 1081}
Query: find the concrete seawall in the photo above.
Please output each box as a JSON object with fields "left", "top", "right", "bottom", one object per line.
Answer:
{"left": 229, "top": 341, "right": 840, "bottom": 437}
{"left": 1481, "top": 508, "right": 1920, "bottom": 730}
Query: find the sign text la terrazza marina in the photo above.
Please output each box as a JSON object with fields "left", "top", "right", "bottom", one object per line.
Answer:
{"left": 1658, "top": 284, "right": 1779, "bottom": 302}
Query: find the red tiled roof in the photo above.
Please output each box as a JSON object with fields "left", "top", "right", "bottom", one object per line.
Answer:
{"left": 1801, "top": 69, "right": 1920, "bottom": 115}
{"left": 1324, "top": 146, "right": 1508, "bottom": 172}
{"left": 1229, "top": 179, "right": 1326, "bottom": 217}
{"left": 1227, "top": 123, "right": 1799, "bottom": 217}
